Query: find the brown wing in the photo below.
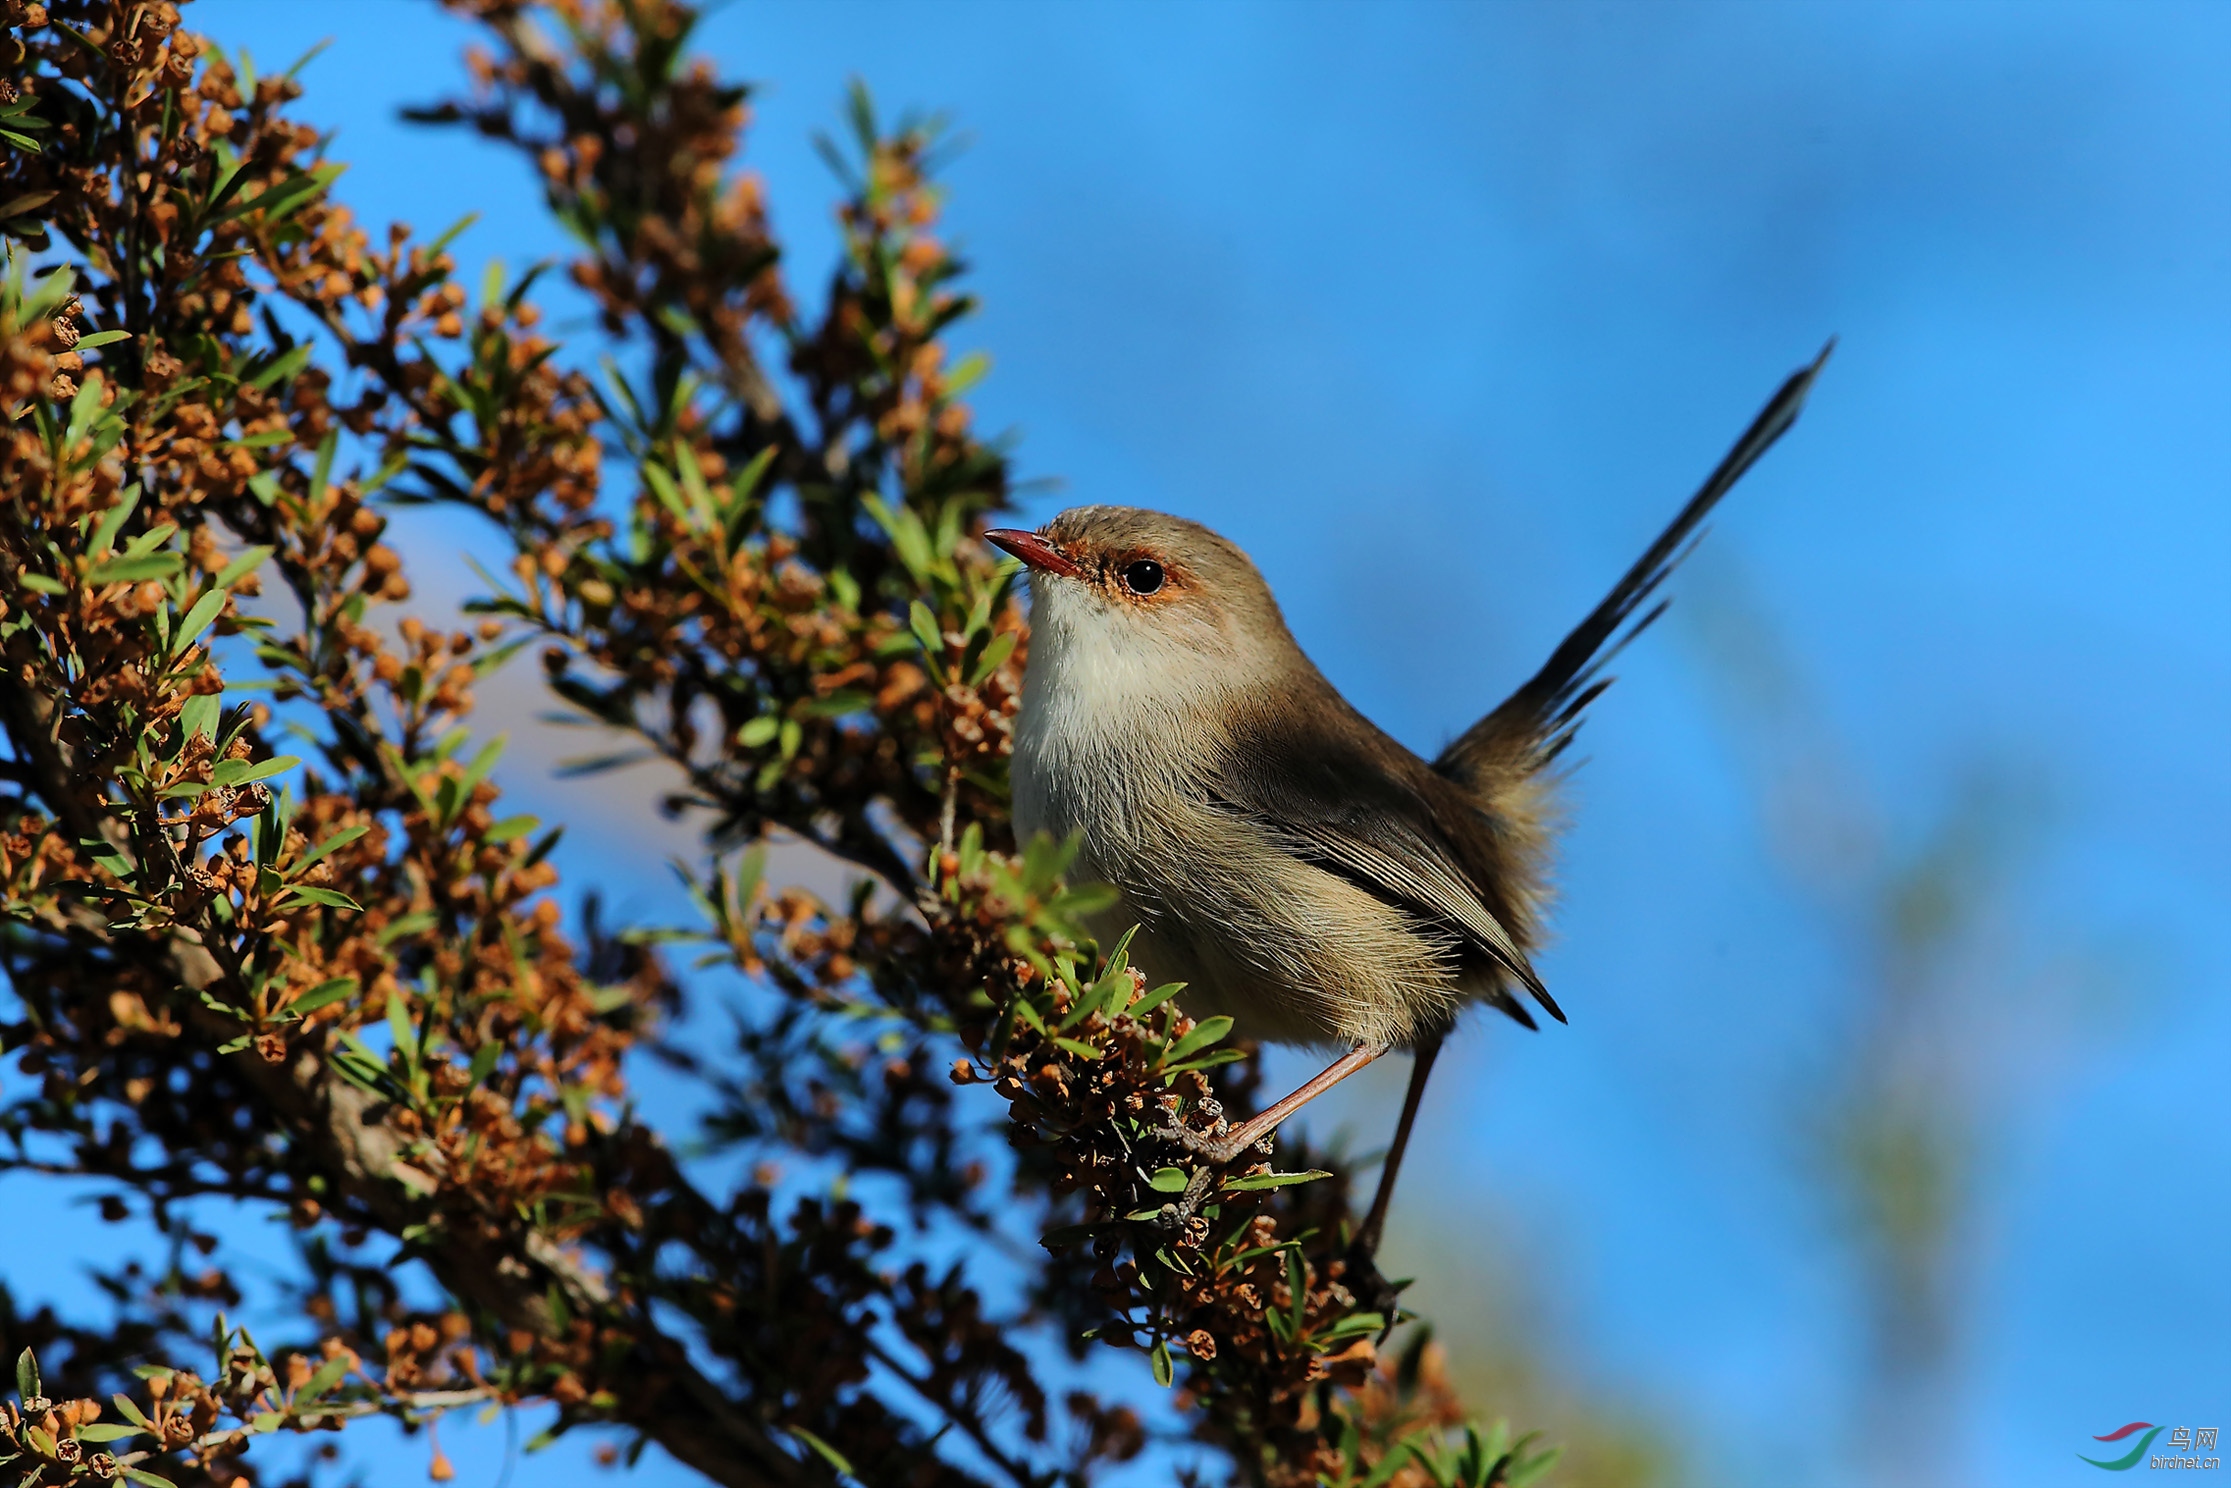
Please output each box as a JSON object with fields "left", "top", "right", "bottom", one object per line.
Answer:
{"left": 1213, "top": 697, "right": 1564, "bottom": 1029}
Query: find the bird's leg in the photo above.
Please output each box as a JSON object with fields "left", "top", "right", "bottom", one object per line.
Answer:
{"left": 1354, "top": 1032, "right": 1442, "bottom": 1258}
{"left": 1160, "top": 1041, "right": 1389, "bottom": 1166}
{"left": 1341, "top": 1034, "right": 1444, "bottom": 1326}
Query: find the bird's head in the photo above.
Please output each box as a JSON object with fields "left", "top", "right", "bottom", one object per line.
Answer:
{"left": 986, "top": 507, "right": 1301, "bottom": 698}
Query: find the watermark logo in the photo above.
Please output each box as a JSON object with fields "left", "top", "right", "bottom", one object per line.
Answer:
{"left": 2081, "top": 1423, "right": 2220, "bottom": 1472}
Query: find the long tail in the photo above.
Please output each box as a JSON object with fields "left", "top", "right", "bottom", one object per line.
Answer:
{"left": 1438, "top": 340, "right": 1833, "bottom": 787}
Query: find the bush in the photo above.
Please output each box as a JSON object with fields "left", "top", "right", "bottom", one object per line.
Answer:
{"left": 0, "top": 3, "right": 1553, "bottom": 1485}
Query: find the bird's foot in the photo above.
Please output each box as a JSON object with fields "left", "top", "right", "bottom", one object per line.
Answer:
{"left": 1151, "top": 1106, "right": 1272, "bottom": 1168}
{"left": 1338, "top": 1242, "right": 1412, "bottom": 1336}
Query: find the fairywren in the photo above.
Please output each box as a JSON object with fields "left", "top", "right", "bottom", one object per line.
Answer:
{"left": 988, "top": 345, "right": 1829, "bottom": 1261}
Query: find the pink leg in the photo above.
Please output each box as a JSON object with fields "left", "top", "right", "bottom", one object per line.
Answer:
{"left": 1354, "top": 1033, "right": 1442, "bottom": 1255}
{"left": 1207, "top": 1041, "right": 1389, "bottom": 1160}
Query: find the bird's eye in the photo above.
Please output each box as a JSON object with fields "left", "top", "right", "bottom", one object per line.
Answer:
{"left": 1120, "top": 559, "right": 1165, "bottom": 596}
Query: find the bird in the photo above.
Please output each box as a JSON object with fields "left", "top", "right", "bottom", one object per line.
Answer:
{"left": 986, "top": 344, "right": 1830, "bottom": 1273}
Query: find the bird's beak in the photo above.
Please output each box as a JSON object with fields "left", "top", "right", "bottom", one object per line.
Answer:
{"left": 984, "top": 528, "right": 1084, "bottom": 579}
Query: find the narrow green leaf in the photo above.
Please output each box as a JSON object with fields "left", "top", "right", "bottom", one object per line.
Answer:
{"left": 427, "top": 211, "right": 480, "bottom": 254}
{"left": 1147, "top": 1166, "right": 1189, "bottom": 1193}
{"left": 387, "top": 992, "right": 415, "bottom": 1065}
{"left": 74, "top": 1423, "right": 140, "bottom": 1442}
{"left": 88, "top": 486, "right": 139, "bottom": 558}
{"left": 907, "top": 600, "right": 943, "bottom": 664}
{"left": 277, "top": 885, "right": 362, "bottom": 911}
{"left": 1127, "top": 982, "right": 1186, "bottom": 1020}
{"left": 1164, "top": 1015, "right": 1234, "bottom": 1064}
{"left": 1223, "top": 1169, "right": 1333, "bottom": 1192}
{"left": 967, "top": 628, "right": 1018, "bottom": 687}
{"left": 785, "top": 1425, "right": 853, "bottom": 1477}
{"left": 295, "top": 824, "right": 367, "bottom": 869}
{"left": 484, "top": 814, "right": 539, "bottom": 844}
{"left": 454, "top": 733, "right": 507, "bottom": 803}
{"left": 174, "top": 587, "right": 227, "bottom": 650}
{"left": 375, "top": 910, "right": 438, "bottom": 947}
{"left": 88, "top": 552, "right": 181, "bottom": 584}
{"left": 210, "top": 754, "right": 298, "bottom": 787}
{"left": 246, "top": 340, "right": 312, "bottom": 390}
{"left": 214, "top": 544, "right": 273, "bottom": 589}
{"left": 286, "top": 978, "right": 357, "bottom": 1017}
{"left": 298, "top": 1354, "right": 349, "bottom": 1402}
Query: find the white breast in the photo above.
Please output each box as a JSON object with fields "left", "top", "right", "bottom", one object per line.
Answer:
{"left": 1011, "top": 575, "right": 1232, "bottom": 849}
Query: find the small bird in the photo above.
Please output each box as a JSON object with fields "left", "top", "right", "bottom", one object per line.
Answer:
{"left": 988, "top": 346, "right": 1829, "bottom": 1267}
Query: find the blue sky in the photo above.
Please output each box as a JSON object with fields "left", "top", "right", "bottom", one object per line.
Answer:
{"left": 7, "top": 3, "right": 2224, "bottom": 1486}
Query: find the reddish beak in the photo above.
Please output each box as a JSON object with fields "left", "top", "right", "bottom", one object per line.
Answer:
{"left": 984, "top": 528, "right": 1084, "bottom": 579}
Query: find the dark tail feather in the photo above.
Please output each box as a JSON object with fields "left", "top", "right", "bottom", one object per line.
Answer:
{"left": 1439, "top": 340, "right": 1833, "bottom": 780}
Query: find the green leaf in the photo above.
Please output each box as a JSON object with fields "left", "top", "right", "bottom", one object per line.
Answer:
{"left": 109, "top": 1394, "right": 151, "bottom": 1429}
{"left": 277, "top": 885, "right": 362, "bottom": 911}
{"left": 450, "top": 733, "right": 507, "bottom": 818}
{"left": 17, "top": 572, "right": 64, "bottom": 595}
{"left": 174, "top": 587, "right": 227, "bottom": 650}
{"left": 74, "top": 328, "right": 130, "bottom": 350}
{"left": 214, "top": 544, "right": 273, "bottom": 589}
{"left": 1222, "top": 1168, "right": 1333, "bottom": 1192}
{"left": 388, "top": 990, "right": 416, "bottom": 1065}
{"left": 1147, "top": 1166, "right": 1190, "bottom": 1193}
{"left": 908, "top": 600, "right": 944, "bottom": 664}
{"left": 224, "top": 427, "right": 296, "bottom": 449}
{"left": 967, "top": 627, "right": 1018, "bottom": 687}
{"left": 16, "top": 1346, "right": 39, "bottom": 1402}
{"left": 484, "top": 814, "right": 539, "bottom": 844}
{"left": 1164, "top": 1015, "right": 1233, "bottom": 1064}
{"left": 1313, "top": 1311, "right": 1387, "bottom": 1344}
{"left": 1151, "top": 1339, "right": 1173, "bottom": 1388}
{"left": 427, "top": 211, "right": 480, "bottom": 254}
{"left": 785, "top": 1425, "right": 853, "bottom": 1477}
{"left": 295, "top": 824, "right": 367, "bottom": 869}
{"left": 74, "top": 1423, "right": 140, "bottom": 1442}
{"left": 1162, "top": 1048, "right": 1248, "bottom": 1077}
{"left": 375, "top": 910, "right": 438, "bottom": 947}
{"left": 246, "top": 341, "right": 312, "bottom": 391}
{"left": 287, "top": 978, "right": 357, "bottom": 1017}
{"left": 1508, "top": 1443, "right": 1564, "bottom": 1488}
{"left": 123, "top": 1470, "right": 178, "bottom": 1488}
{"left": 298, "top": 1354, "right": 349, "bottom": 1402}
{"left": 88, "top": 486, "right": 140, "bottom": 558}
{"left": 210, "top": 754, "right": 298, "bottom": 787}
{"left": 1127, "top": 982, "right": 1186, "bottom": 1020}
{"left": 88, "top": 551, "right": 181, "bottom": 584}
